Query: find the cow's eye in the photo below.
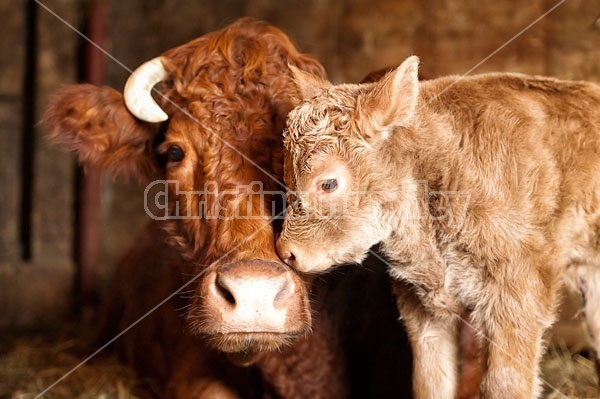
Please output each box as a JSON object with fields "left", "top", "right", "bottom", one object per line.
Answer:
{"left": 319, "top": 179, "right": 338, "bottom": 193}
{"left": 167, "top": 145, "right": 185, "bottom": 165}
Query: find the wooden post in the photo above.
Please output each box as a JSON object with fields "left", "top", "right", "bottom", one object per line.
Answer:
{"left": 78, "top": 0, "right": 106, "bottom": 305}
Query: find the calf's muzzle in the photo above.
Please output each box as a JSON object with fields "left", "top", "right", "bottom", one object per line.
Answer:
{"left": 275, "top": 239, "right": 297, "bottom": 269}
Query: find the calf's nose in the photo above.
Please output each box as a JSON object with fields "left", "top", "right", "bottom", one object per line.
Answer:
{"left": 276, "top": 239, "right": 297, "bottom": 268}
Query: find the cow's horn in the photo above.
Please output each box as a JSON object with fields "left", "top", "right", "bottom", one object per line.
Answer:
{"left": 124, "top": 57, "right": 169, "bottom": 122}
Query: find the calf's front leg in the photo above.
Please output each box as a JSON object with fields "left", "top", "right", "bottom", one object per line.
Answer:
{"left": 393, "top": 280, "right": 459, "bottom": 399}
{"left": 475, "top": 261, "right": 559, "bottom": 399}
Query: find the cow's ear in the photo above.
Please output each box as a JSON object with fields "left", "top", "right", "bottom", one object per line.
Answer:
{"left": 288, "top": 64, "right": 331, "bottom": 104}
{"left": 358, "top": 56, "right": 420, "bottom": 141}
{"left": 43, "top": 84, "right": 160, "bottom": 181}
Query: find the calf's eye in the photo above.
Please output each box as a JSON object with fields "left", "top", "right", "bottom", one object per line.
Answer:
{"left": 319, "top": 179, "right": 338, "bottom": 193}
{"left": 168, "top": 145, "right": 185, "bottom": 165}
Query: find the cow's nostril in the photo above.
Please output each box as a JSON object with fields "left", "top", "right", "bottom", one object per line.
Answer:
{"left": 274, "top": 278, "right": 291, "bottom": 306}
{"left": 216, "top": 276, "right": 236, "bottom": 305}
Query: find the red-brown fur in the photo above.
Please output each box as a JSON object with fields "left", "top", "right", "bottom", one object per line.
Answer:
{"left": 44, "top": 19, "right": 413, "bottom": 398}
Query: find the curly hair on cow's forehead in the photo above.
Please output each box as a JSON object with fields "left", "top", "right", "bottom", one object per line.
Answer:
{"left": 160, "top": 18, "right": 325, "bottom": 105}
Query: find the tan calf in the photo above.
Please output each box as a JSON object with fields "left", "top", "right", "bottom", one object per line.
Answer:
{"left": 276, "top": 56, "right": 600, "bottom": 398}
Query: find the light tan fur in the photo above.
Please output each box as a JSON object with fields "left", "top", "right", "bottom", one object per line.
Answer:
{"left": 277, "top": 56, "right": 600, "bottom": 398}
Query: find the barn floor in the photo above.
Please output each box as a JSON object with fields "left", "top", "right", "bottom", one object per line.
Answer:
{"left": 0, "top": 320, "right": 157, "bottom": 399}
{"left": 0, "top": 322, "right": 597, "bottom": 399}
{"left": 541, "top": 345, "right": 598, "bottom": 399}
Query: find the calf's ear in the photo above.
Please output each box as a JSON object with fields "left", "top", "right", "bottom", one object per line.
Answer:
{"left": 43, "top": 84, "right": 159, "bottom": 181}
{"left": 288, "top": 64, "right": 331, "bottom": 104}
{"left": 358, "top": 55, "right": 420, "bottom": 140}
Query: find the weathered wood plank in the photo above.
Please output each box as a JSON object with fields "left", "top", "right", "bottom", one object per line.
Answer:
{"left": 34, "top": 0, "right": 78, "bottom": 266}
{"left": 0, "top": 0, "right": 25, "bottom": 263}
{"left": 0, "top": 0, "right": 79, "bottom": 328}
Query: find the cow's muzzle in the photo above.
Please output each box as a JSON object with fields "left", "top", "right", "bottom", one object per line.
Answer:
{"left": 188, "top": 259, "right": 312, "bottom": 353}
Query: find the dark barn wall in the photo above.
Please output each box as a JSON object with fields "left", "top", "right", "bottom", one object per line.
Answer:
{"left": 0, "top": 0, "right": 78, "bottom": 328}
{"left": 1, "top": 0, "right": 599, "bottom": 332}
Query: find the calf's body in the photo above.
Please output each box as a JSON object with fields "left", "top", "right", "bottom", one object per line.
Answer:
{"left": 277, "top": 56, "right": 600, "bottom": 398}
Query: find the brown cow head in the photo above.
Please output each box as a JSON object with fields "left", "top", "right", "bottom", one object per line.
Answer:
{"left": 43, "top": 18, "right": 326, "bottom": 359}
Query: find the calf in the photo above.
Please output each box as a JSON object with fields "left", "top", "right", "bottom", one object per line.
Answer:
{"left": 44, "top": 18, "right": 413, "bottom": 398}
{"left": 277, "top": 55, "right": 600, "bottom": 398}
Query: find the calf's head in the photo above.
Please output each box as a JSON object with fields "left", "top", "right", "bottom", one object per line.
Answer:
{"left": 277, "top": 56, "right": 420, "bottom": 273}
{"left": 43, "top": 18, "right": 326, "bottom": 356}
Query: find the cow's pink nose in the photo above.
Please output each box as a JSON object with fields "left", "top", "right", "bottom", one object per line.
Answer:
{"left": 188, "top": 259, "right": 312, "bottom": 352}
{"left": 204, "top": 260, "right": 297, "bottom": 333}
{"left": 214, "top": 266, "right": 290, "bottom": 310}
{"left": 276, "top": 240, "right": 297, "bottom": 268}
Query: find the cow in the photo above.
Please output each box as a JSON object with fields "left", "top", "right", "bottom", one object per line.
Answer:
{"left": 276, "top": 55, "right": 600, "bottom": 398}
{"left": 43, "top": 18, "right": 413, "bottom": 398}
